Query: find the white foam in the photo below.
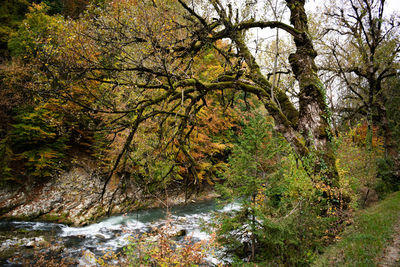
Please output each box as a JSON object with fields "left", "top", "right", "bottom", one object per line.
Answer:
{"left": 125, "top": 219, "right": 146, "bottom": 230}
{"left": 189, "top": 228, "right": 210, "bottom": 241}
{"left": 55, "top": 200, "right": 243, "bottom": 264}
{"left": 60, "top": 217, "right": 145, "bottom": 238}
{"left": 219, "top": 202, "right": 241, "bottom": 212}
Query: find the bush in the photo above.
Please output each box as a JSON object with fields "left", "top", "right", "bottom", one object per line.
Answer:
{"left": 88, "top": 219, "right": 218, "bottom": 266}
{"left": 336, "top": 131, "right": 383, "bottom": 208}
{"left": 8, "top": 104, "right": 69, "bottom": 179}
{"left": 375, "top": 157, "right": 400, "bottom": 195}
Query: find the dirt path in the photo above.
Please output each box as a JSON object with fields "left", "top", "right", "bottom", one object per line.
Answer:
{"left": 378, "top": 216, "right": 400, "bottom": 266}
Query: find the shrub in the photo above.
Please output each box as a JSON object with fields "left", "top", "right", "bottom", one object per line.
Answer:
{"left": 9, "top": 104, "right": 69, "bottom": 179}
{"left": 88, "top": 219, "right": 218, "bottom": 266}
{"left": 375, "top": 157, "right": 400, "bottom": 195}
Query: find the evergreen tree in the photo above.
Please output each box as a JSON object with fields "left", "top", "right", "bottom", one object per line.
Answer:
{"left": 216, "top": 113, "right": 288, "bottom": 262}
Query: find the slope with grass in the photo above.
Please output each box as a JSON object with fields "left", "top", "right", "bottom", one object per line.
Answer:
{"left": 313, "top": 192, "right": 400, "bottom": 266}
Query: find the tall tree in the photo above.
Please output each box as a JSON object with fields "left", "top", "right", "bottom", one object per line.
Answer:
{"left": 38, "top": 0, "right": 340, "bottom": 200}
{"left": 319, "top": 0, "right": 400, "bottom": 156}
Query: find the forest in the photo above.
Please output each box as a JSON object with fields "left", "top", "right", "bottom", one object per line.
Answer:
{"left": 0, "top": 0, "right": 399, "bottom": 266}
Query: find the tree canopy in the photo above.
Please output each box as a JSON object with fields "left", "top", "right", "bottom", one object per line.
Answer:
{"left": 26, "top": 0, "right": 341, "bottom": 194}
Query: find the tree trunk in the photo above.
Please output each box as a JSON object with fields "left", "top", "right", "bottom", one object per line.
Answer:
{"left": 286, "top": 0, "right": 339, "bottom": 187}
{"left": 376, "top": 103, "right": 397, "bottom": 158}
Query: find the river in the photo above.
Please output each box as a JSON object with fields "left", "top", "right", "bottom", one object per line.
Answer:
{"left": 0, "top": 200, "right": 240, "bottom": 266}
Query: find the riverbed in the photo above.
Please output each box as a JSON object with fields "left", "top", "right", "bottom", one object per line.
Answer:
{"left": 0, "top": 200, "right": 240, "bottom": 266}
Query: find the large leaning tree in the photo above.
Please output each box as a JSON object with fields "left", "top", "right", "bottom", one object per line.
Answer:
{"left": 38, "top": 0, "right": 339, "bottom": 198}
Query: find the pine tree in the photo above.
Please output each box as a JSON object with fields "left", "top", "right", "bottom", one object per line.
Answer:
{"left": 216, "top": 113, "right": 288, "bottom": 262}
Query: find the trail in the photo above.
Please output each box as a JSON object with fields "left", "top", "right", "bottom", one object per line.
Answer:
{"left": 378, "top": 216, "right": 400, "bottom": 266}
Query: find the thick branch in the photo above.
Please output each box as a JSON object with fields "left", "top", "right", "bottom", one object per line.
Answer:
{"left": 237, "top": 20, "right": 302, "bottom": 38}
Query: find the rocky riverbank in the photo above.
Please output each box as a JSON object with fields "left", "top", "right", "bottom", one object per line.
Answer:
{"left": 0, "top": 221, "right": 68, "bottom": 266}
{"left": 0, "top": 198, "right": 226, "bottom": 266}
{"left": 0, "top": 156, "right": 218, "bottom": 226}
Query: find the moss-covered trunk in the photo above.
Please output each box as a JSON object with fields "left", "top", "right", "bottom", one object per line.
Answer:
{"left": 232, "top": 0, "right": 339, "bottom": 187}
{"left": 286, "top": 0, "right": 339, "bottom": 187}
{"left": 377, "top": 104, "right": 397, "bottom": 158}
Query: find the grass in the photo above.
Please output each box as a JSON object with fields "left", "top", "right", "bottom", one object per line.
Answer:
{"left": 313, "top": 191, "right": 400, "bottom": 267}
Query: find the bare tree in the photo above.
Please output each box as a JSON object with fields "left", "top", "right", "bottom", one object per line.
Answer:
{"left": 319, "top": 0, "right": 400, "bottom": 156}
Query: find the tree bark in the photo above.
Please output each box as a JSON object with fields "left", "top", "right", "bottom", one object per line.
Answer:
{"left": 232, "top": 0, "right": 339, "bottom": 187}
{"left": 285, "top": 0, "right": 339, "bottom": 186}
{"left": 376, "top": 102, "right": 397, "bottom": 158}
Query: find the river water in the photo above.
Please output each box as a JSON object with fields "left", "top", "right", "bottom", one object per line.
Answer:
{"left": 0, "top": 200, "right": 240, "bottom": 266}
